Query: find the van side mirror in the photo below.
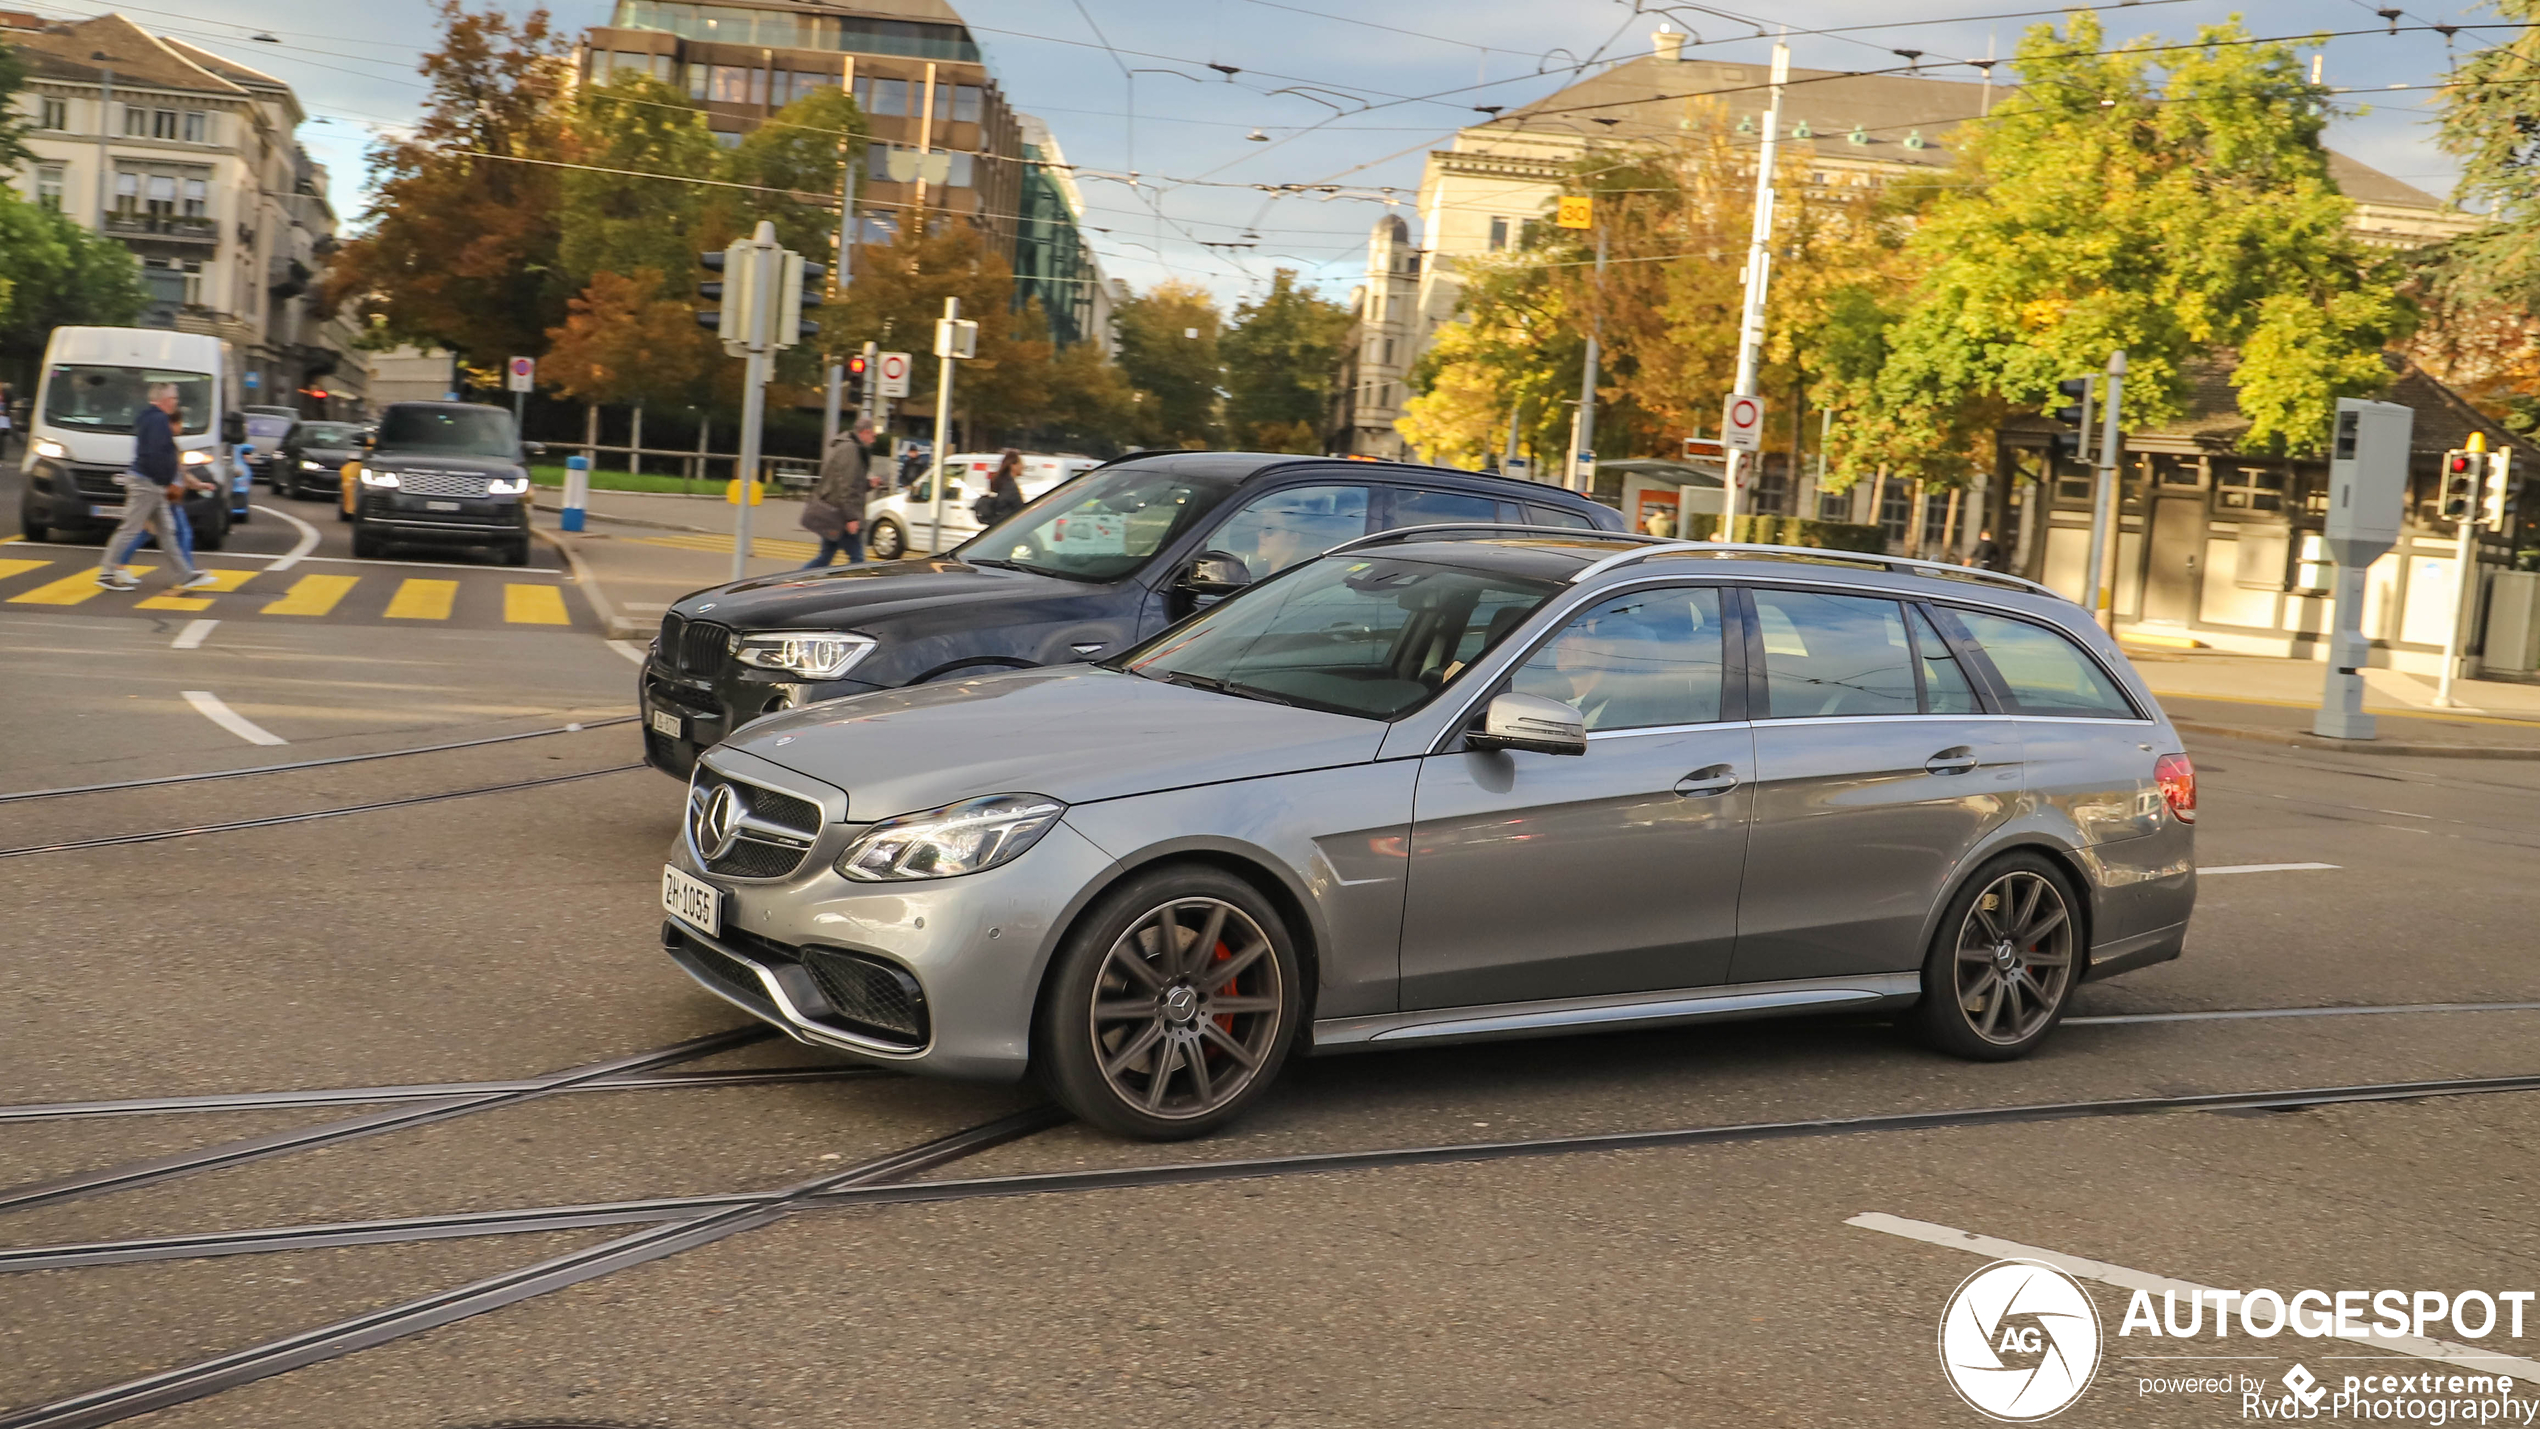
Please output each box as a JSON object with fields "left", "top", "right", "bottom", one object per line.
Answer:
{"left": 1179, "top": 551, "right": 1253, "bottom": 596}
{"left": 1466, "top": 692, "right": 1588, "bottom": 756}
{"left": 220, "top": 411, "right": 246, "bottom": 444}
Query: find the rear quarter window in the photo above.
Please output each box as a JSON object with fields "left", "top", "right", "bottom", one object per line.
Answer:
{"left": 1525, "top": 503, "right": 1601, "bottom": 531}
{"left": 1951, "top": 610, "right": 2139, "bottom": 718}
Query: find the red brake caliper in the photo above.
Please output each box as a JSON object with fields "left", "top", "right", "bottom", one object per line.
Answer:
{"left": 1211, "top": 942, "right": 1236, "bottom": 1035}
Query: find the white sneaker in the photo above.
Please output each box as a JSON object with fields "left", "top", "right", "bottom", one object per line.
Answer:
{"left": 177, "top": 570, "right": 222, "bottom": 590}
{"left": 96, "top": 571, "right": 139, "bottom": 591}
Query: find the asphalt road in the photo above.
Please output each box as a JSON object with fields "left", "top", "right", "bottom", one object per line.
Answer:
{"left": 2, "top": 507, "right": 2537, "bottom": 1428}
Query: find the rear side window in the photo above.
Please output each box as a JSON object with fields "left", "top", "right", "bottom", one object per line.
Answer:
{"left": 1382, "top": 486, "right": 1501, "bottom": 531}
{"left": 1908, "top": 606, "right": 1982, "bottom": 714}
{"left": 1525, "top": 502, "right": 1601, "bottom": 531}
{"left": 1953, "top": 610, "right": 2138, "bottom": 718}
{"left": 1751, "top": 589, "right": 1919, "bottom": 718}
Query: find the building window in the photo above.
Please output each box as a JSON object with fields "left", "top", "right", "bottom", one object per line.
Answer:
{"left": 39, "top": 97, "right": 66, "bottom": 130}
{"left": 686, "top": 63, "right": 708, "bottom": 100}
{"left": 1488, "top": 216, "right": 1508, "bottom": 251}
{"left": 2218, "top": 465, "right": 2288, "bottom": 513}
{"left": 182, "top": 110, "right": 205, "bottom": 143}
{"left": 182, "top": 177, "right": 207, "bottom": 218}
{"left": 952, "top": 84, "right": 981, "bottom": 123}
{"left": 152, "top": 109, "right": 179, "bottom": 140}
{"left": 868, "top": 76, "right": 908, "bottom": 116}
{"left": 113, "top": 171, "right": 138, "bottom": 213}
{"left": 35, "top": 164, "right": 63, "bottom": 210}
{"left": 125, "top": 105, "right": 148, "bottom": 136}
{"left": 705, "top": 65, "right": 763, "bottom": 104}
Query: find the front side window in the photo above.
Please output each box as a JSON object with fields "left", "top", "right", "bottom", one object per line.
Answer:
{"left": 376, "top": 406, "right": 516, "bottom": 456}
{"left": 1950, "top": 610, "right": 2138, "bottom": 718}
{"left": 1510, "top": 586, "right": 1725, "bottom": 731}
{"left": 969, "top": 465, "right": 1235, "bottom": 582}
{"left": 41, "top": 366, "right": 214, "bottom": 434}
{"left": 1383, "top": 486, "right": 1500, "bottom": 532}
{"left": 1124, "top": 554, "right": 1558, "bottom": 720}
{"left": 1204, "top": 484, "right": 1370, "bottom": 583}
{"left": 1752, "top": 588, "right": 1918, "bottom": 719}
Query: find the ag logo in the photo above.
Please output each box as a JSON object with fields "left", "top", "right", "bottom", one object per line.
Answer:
{"left": 1938, "top": 1259, "right": 2102, "bottom": 1421}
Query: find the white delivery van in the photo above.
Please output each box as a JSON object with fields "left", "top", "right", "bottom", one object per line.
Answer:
{"left": 16, "top": 326, "right": 242, "bottom": 549}
{"left": 865, "top": 452, "right": 1101, "bottom": 559}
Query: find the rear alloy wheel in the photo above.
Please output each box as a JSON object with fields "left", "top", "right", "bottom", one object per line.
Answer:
{"left": 867, "top": 517, "right": 905, "bottom": 561}
{"left": 1038, "top": 869, "right": 1299, "bottom": 1140}
{"left": 1911, "top": 853, "right": 2079, "bottom": 1061}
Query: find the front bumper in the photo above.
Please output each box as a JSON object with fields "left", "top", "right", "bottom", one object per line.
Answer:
{"left": 355, "top": 490, "right": 528, "bottom": 541}
{"left": 656, "top": 754, "right": 1119, "bottom": 1081}
{"left": 637, "top": 654, "right": 882, "bottom": 777}
{"left": 26, "top": 460, "right": 223, "bottom": 529}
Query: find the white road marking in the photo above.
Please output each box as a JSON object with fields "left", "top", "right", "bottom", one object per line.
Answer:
{"left": 606, "top": 639, "right": 648, "bottom": 665}
{"left": 2197, "top": 862, "right": 2340, "bottom": 876}
{"left": 171, "top": 619, "right": 217, "bottom": 650}
{"left": 2069, "top": 1001, "right": 2540, "bottom": 1026}
{"left": 253, "top": 503, "right": 320, "bottom": 572}
{"left": 180, "top": 690, "right": 286, "bottom": 746}
{"left": 1847, "top": 1213, "right": 2540, "bottom": 1385}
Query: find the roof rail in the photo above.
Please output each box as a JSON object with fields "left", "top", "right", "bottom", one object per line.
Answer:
{"left": 1565, "top": 541, "right": 2070, "bottom": 602}
{"left": 1322, "top": 523, "right": 1655, "bottom": 557}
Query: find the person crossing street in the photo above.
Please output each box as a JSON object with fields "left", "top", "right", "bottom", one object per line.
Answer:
{"left": 800, "top": 416, "right": 877, "bottom": 569}
{"left": 95, "top": 382, "right": 216, "bottom": 593}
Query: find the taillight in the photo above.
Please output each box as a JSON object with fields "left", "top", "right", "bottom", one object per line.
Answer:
{"left": 2155, "top": 753, "right": 2196, "bottom": 824}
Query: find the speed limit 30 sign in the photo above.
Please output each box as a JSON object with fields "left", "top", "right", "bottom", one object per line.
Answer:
{"left": 1722, "top": 393, "right": 1766, "bottom": 452}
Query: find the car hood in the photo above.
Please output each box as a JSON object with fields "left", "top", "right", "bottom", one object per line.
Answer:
{"left": 669, "top": 556, "right": 1109, "bottom": 632}
{"left": 720, "top": 664, "right": 1385, "bottom": 818}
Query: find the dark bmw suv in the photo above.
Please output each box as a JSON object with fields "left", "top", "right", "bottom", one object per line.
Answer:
{"left": 639, "top": 451, "right": 1625, "bottom": 776}
{"left": 348, "top": 401, "right": 539, "bottom": 565}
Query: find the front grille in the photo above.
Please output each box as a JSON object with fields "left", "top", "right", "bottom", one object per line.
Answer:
{"left": 682, "top": 620, "right": 733, "bottom": 675}
{"left": 799, "top": 948, "right": 929, "bottom": 1045}
{"left": 397, "top": 469, "right": 491, "bottom": 498}
{"left": 684, "top": 936, "right": 770, "bottom": 1006}
{"left": 689, "top": 768, "right": 822, "bottom": 880}
{"left": 71, "top": 467, "right": 123, "bottom": 498}
{"left": 740, "top": 782, "right": 820, "bottom": 835}
{"left": 712, "top": 838, "right": 805, "bottom": 879}
{"left": 659, "top": 611, "right": 688, "bottom": 664}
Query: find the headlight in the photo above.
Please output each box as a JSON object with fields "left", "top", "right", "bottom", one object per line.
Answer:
{"left": 358, "top": 467, "right": 398, "bottom": 488}
{"left": 180, "top": 449, "right": 212, "bottom": 466}
{"left": 732, "top": 630, "right": 875, "bottom": 680}
{"left": 487, "top": 474, "right": 530, "bottom": 495}
{"left": 32, "top": 439, "right": 66, "bottom": 459}
{"left": 301, "top": 459, "right": 326, "bottom": 471}
{"left": 835, "top": 794, "right": 1066, "bottom": 882}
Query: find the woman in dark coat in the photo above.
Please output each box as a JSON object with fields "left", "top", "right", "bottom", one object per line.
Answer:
{"left": 975, "top": 448, "right": 1027, "bottom": 528}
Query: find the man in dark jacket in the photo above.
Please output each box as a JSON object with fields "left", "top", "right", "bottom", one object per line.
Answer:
{"left": 800, "top": 417, "right": 876, "bottom": 568}
{"left": 97, "top": 383, "right": 213, "bottom": 592}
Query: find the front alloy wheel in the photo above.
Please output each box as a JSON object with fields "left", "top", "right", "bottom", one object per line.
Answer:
{"left": 1039, "top": 869, "right": 1299, "bottom": 1139}
{"left": 1912, "top": 854, "right": 2078, "bottom": 1060}
{"left": 868, "top": 517, "right": 905, "bottom": 561}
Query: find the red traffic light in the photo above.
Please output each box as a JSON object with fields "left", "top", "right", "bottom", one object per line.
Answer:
{"left": 2446, "top": 453, "right": 2476, "bottom": 476}
{"left": 846, "top": 355, "right": 868, "bottom": 376}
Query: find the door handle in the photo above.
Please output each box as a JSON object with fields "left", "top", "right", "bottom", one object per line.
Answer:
{"left": 1674, "top": 763, "right": 1739, "bottom": 797}
{"left": 1925, "top": 747, "right": 1979, "bottom": 776}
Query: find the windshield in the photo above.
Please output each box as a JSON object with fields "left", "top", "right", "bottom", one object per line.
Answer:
{"left": 377, "top": 406, "right": 516, "bottom": 456}
{"left": 41, "top": 365, "right": 213, "bottom": 435}
{"left": 295, "top": 423, "right": 360, "bottom": 446}
{"left": 1122, "top": 554, "right": 1559, "bottom": 720}
{"left": 962, "top": 465, "right": 1236, "bottom": 581}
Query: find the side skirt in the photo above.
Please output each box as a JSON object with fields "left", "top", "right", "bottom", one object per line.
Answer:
{"left": 1310, "top": 973, "right": 1923, "bottom": 1054}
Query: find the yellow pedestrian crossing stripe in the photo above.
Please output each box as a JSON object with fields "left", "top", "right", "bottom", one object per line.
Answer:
{"left": 0, "top": 559, "right": 578, "bottom": 627}
{"left": 384, "top": 578, "right": 458, "bottom": 620}
{"left": 8, "top": 566, "right": 156, "bottom": 606}
{"left": 503, "top": 582, "right": 570, "bottom": 625}
{"left": 261, "top": 574, "right": 360, "bottom": 617}
{"left": 633, "top": 532, "right": 821, "bottom": 560}
{"left": 134, "top": 567, "right": 259, "bottom": 611}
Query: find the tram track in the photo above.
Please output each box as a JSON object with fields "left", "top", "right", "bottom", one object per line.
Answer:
{"left": 0, "top": 716, "right": 637, "bottom": 807}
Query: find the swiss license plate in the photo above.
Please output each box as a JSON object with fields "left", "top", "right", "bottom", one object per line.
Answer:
{"left": 662, "top": 864, "right": 720, "bottom": 936}
{"left": 425, "top": 499, "right": 461, "bottom": 511}
{"left": 89, "top": 504, "right": 119, "bottom": 518}
{"left": 648, "top": 708, "right": 682, "bottom": 740}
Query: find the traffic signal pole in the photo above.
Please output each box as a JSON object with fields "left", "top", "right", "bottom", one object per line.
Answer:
{"left": 2436, "top": 433, "right": 2490, "bottom": 708}
{"left": 699, "top": 221, "right": 823, "bottom": 581}
{"left": 2085, "top": 350, "right": 2126, "bottom": 633}
{"left": 1722, "top": 36, "right": 1790, "bottom": 531}
{"left": 928, "top": 297, "right": 959, "bottom": 556}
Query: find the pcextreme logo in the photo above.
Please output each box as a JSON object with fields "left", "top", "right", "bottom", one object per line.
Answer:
{"left": 1940, "top": 1259, "right": 2105, "bottom": 1422}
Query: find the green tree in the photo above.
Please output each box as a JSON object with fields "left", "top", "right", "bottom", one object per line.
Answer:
{"left": 323, "top": 2, "right": 571, "bottom": 371}
{"left": 0, "top": 36, "right": 35, "bottom": 170}
{"left": 1828, "top": 13, "right": 2408, "bottom": 481}
{"left": 1113, "top": 281, "right": 1223, "bottom": 447}
{"left": 1222, "top": 269, "right": 1351, "bottom": 451}
{"left": 826, "top": 219, "right": 1049, "bottom": 440}
{"left": 2427, "top": 3, "right": 2540, "bottom": 310}
{"left": 557, "top": 72, "right": 717, "bottom": 286}
{"left": 0, "top": 195, "right": 147, "bottom": 367}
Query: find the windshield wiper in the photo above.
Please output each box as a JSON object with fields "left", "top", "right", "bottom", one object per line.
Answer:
{"left": 963, "top": 556, "right": 1020, "bottom": 570}
{"left": 1158, "top": 671, "right": 1228, "bottom": 693}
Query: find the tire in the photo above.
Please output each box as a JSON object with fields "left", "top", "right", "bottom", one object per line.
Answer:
{"left": 1034, "top": 865, "right": 1302, "bottom": 1140}
{"left": 867, "top": 517, "right": 905, "bottom": 561}
{"left": 1909, "top": 851, "right": 2082, "bottom": 1061}
{"left": 352, "top": 526, "right": 383, "bottom": 559}
{"left": 194, "top": 505, "right": 228, "bottom": 552}
{"left": 16, "top": 495, "right": 51, "bottom": 543}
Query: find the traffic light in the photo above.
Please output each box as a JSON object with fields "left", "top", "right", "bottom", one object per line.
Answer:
{"left": 2440, "top": 448, "right": 2480, "bottom": 520}
{"left": 697, "top": 245, "right": 755, "bottom": 344}
{"left": 844, "top": 350, "right": 869, "bottom": 402}
{"left": 2482, "top": 449, "right": 2516, "bottom": 530}
{"left": 2050, "top": 376, "right": 2095, "bottom": 462}
{"left": 777, "top": 253, "right": 823, "bottom": 348}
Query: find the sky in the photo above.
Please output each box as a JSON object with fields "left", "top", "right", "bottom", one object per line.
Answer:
{"left": 16, "top": 0, "right": 2510, "bottom": 313}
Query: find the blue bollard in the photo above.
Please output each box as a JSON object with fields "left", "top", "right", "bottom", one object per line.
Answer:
{"left": 562, "top": 454, "right": 589, "bottom": 532}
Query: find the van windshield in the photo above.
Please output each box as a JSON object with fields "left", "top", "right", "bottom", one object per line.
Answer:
{"left": 41, "top": 366, "right": 214, "bottom": 435}
{"left": 962, "top": 465, "right": 1236, "bottom": 582}
{"left": 377, "top": 406, "right": 516, "bottom": 456}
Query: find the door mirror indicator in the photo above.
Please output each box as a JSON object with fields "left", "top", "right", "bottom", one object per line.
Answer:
{"left": 1179, "top": 551, "right": 1253, "bottom": 596}
{"left": 1467, "top": 692, "right": 1588, "bottom": 756}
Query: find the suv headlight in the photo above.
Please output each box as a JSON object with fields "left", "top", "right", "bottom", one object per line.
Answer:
{"left": 487, "top": 474, "right": 530, "bottom": 495}
{"left": 301, "top": 459, "right": 327, "bottom": 471}
{"left": 358, "top": 466, "right": 398, "bottom": 488}
{"left": 835, "top": 794, "right": 1066, "bottom": 882}
{"left": 733, "top": 630, "right": 875, "bottom": 680}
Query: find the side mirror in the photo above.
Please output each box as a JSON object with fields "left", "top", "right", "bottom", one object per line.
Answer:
{"left": 360, "top": 432, "right": 375, "bottom": 450}
{"left": 523, "top": 441, "right": 546, "bottom": 456}
{"left": 220, "top": 411, "right": 246, "bottom": 444}
{"left": 1465, "top": 692, "right": 1588, "bottom": 756}
{"left": 1179, "top": 551, "right": 1253, "bottom": 596}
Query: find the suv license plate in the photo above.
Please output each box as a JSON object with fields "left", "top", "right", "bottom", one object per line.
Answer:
{"left": 648, "top": 709, "right": 682, "bottom": 740}
{"left": 425, "top": 499, "right": 461, "bottom": 511}
{"left": 662, "top": 864, "right": 720, "bottom": 936}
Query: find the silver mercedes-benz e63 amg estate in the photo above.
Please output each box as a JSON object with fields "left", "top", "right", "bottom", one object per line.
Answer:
{"left": 658, "top": 528, "right": 2197, "bottom": 1139}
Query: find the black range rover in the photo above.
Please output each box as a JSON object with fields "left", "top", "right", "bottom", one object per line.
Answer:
{"left": 638, "top": 451, "right": 1625, "bottom": 776}
{"left": 347, "top": 401, "right": 540, "bottom": 565}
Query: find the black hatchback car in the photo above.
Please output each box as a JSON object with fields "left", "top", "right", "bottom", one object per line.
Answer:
{"left": 273, "top": 419, "right": 367, "bottom": 501}
{"left": 639, "top": 451, "right": 1625, "bottom": 776}
{"left": 347, "top": 401, "right": 540, "bottom": 565}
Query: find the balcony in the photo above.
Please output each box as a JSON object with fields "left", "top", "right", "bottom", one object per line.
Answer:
{"left": 104, "top": 214, "right": 218, "bottom": 245}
